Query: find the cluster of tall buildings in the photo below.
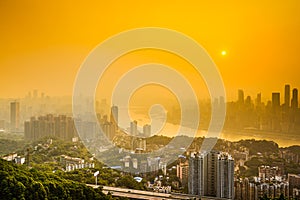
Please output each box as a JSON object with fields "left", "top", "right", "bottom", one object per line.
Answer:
{"left": 226, "top": 84, "right": 300, "bottom": 132}
{"left": 96, "top": 106, "right": 119, "bottom": 141}
{"left": 258, "top": 165, "right": 282, "bottom": 181}
{"left": 128, "top": 120, "right": 151, "bottom": 152}
{"left": 24, "top": 114, "right": 77, "bottom": 141}
{"left": 180, "top": 152, "right": 298, "bottom": 199}
{"left": 0, "top": 90, "right": 77, "bottom": 132}
{"left": 122, "top": 155, "right": 167, "bottom": 174}
{"left": 98, "top": 105, "right": 152, "bottom": 145}
{"left": 288, "top": 174, "right": 300, "bottom": 199}
{"left": 235, "top": 177, "right": 289, "bottom": 200}
{"left": 22, "top": 103, "right": 154, "bottom": 151}
{"left": 23, "top": 105, "right": 119, "bottom": 142}
{"left": 234, "top": 165, "right": 300, "bottom": 199}
{"left": 129, "top": 120, "right": 151, "bottom": 138}
{"left": 188, "top": 151, "right": 234, "bottom": 199}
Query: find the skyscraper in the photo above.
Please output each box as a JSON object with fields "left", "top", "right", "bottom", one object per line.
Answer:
{"left": 130, "top": 120, "right": 138, "bottom": 136}
{"left": 217, "top": 153, "right": 235, "bottom": 198}
{"left": 256, "top": 93, "right": 262, "bottom": 106}
{"left": 238, "top": 90, "right": 244, "bottom": 104}
{"left": 102, "top": 122, "right": 116, "bottom": 140}
{"left": 10, "top": 101, "right": 20, "bottom": 132}
{"left": 245, "top": 96, "right": 252, "bottom": 106}
{"left": 205, "top": 151, "right": 218, "bottom": 197}
{"left": 284, "top": 84, "right": 290, "bottom": 108}
{"left": 272, "top": 93, "right": 280, "bottom": 109}
{"left": 177, "top": 156, "right": 189, "bottom": 187}
{"left": 143, "top": 124, "right": 151, "bottom": 137}
{"left": 271, "top": 92, "right": 281, "bottom": 131}
{"left": 291, "top": 88, "right": 298, "bottom": 110}
{"left": 188, "top": 153, "right": 204, "bottom": 196}
{"left": 188, "top": 151, "right": 234, "bottom": 199}
{"left": 110, "top": 105, "right": 118, "bottom": 130}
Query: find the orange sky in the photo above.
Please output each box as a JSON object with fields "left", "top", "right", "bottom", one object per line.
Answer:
{"left": 1, "top": 1, "right": 300, "bottom": 101}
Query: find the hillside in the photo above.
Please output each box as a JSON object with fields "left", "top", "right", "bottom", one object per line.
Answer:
{"left": 0, "top": 159, "right": 110, "bottom": 200}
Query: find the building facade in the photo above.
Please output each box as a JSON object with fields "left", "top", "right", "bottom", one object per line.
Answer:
{"left": 188, "top": 151, "right": 234, "bottom": 199}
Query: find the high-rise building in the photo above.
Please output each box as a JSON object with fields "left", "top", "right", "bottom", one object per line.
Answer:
{"left": 110, "top": 105, "right": 118, "bottom": 129}
{"left": 133, "top": 138, "right": 146, "bottom": 151}
{"left": 245, "top": 96, "right": 252, "bottom": 107}
{"left": 10, "top": 101, "right": 20, "bottom": 132}
{"left": 238, "top": 90, "right": 244, "bottom": 104}
{"left": 24, "top": 121, "right": 31, "bottom": 140}
{"left": 217, "top": 153, "right": 235, "bottom": 198}
{"left": 291, "top": 88, "right": 298, "bottom": 110}
{"left": 188, "top": 151, "right": 234, "bottom": 199}
{"left": 205, "top": 151, "right": 218, "bottom": 197}
{"left": 272, "top": 93, "right": 280, "bottom": 109}
{"left": 188, "top": 153, "right": 204, "bottom": 196}
{"left": 177, "top": 156, "right": 189, "bottom": 187}
{"left": 130, "top": 120, "right": 138, "bottom": 136}
{"left": 288, "top": 174, "right": 300, "bottom": 196}
{"left": 285, "top": 84, "right": 291, "bottom": 108}
{"left": 102, "top": 122, "right": 116, "bottom": 140}
{"left": 235, "top": 178, "right": 289, "bottom": 200}
{"left": 256, "top": 93, "right": 262, "bottom": 106}
{"left": 24, "top": 114, "right": 77, "bottom": 141}
{"left": 258, "top": 165, "right": 282, "bottom": 181}
{"left": 143, "top": 124, "right": 151, "bottom": 137}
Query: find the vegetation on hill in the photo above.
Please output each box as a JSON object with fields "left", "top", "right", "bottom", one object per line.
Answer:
{"left": 0, "top": 159, "right": 110, "bottom": 200}
{"left": 1, "top": 135, "right": 299, "bottom": 198}
{"left": 237, "top": 139, "right": 279, "bottom": 155}
{"left": 0, "top": 139, "right": 25, "bottom": 156}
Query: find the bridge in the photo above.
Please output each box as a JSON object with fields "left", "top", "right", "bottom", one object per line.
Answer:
{"left": 87, "top": 184, "right": 228, "bottom": 199}
{"left": 87, "top": 184, "right": 197, "bottom": 199}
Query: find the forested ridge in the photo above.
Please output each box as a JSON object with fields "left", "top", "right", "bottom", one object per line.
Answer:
{"left": 0, "top": 159, "right": 110, "bottom": 200}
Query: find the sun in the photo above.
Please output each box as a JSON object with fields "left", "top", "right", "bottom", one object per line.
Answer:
{"left": 221, "top": 50, "right": 227, "bottom": 56}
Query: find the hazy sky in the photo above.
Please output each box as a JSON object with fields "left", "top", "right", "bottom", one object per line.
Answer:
{"left": 1, "top": 1, "right": 300, "bottom": 102}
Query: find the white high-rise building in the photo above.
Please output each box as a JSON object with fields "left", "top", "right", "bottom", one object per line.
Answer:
{"left": 188, "top": 151, "right": 234, "bottom": 199}
{"left": 130, "top": 120, "right": 138, "bottom": 136}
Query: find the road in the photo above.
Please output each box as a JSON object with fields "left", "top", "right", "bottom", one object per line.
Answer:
{"left": 87, "top": 184, "right": 197, "bottom": 200}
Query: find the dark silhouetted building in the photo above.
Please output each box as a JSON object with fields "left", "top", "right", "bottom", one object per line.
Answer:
{"left": 285, "top": 84, "right": 290, "bottom": 108}
{"left": 256, "top": 93, "right": 262, "bottom": 106}
{"left": 272, "top": 93, "right": 280, "bottom": 109}
{"left": 291, "top": 88, "right": 298, "bottom": 110}
{"left": 238, "top": 90, "right": 244, "bottom": 104}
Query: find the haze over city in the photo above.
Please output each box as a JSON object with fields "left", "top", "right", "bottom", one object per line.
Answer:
{"left": 1, "top": 1, "right": 300, "bottom": 200}
{"left": 1, "top": 1, "right": 300, "bottom": 100}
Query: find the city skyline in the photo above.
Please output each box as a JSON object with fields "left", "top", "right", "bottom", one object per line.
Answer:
{"left": 1, "top": 1, "right": 300, "bottom": 200}
{"left": 1, "top": 82, "right": 299, "bottom": 104}
{"left": 1, "top": 1, "right": 300, "bottom": 100}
